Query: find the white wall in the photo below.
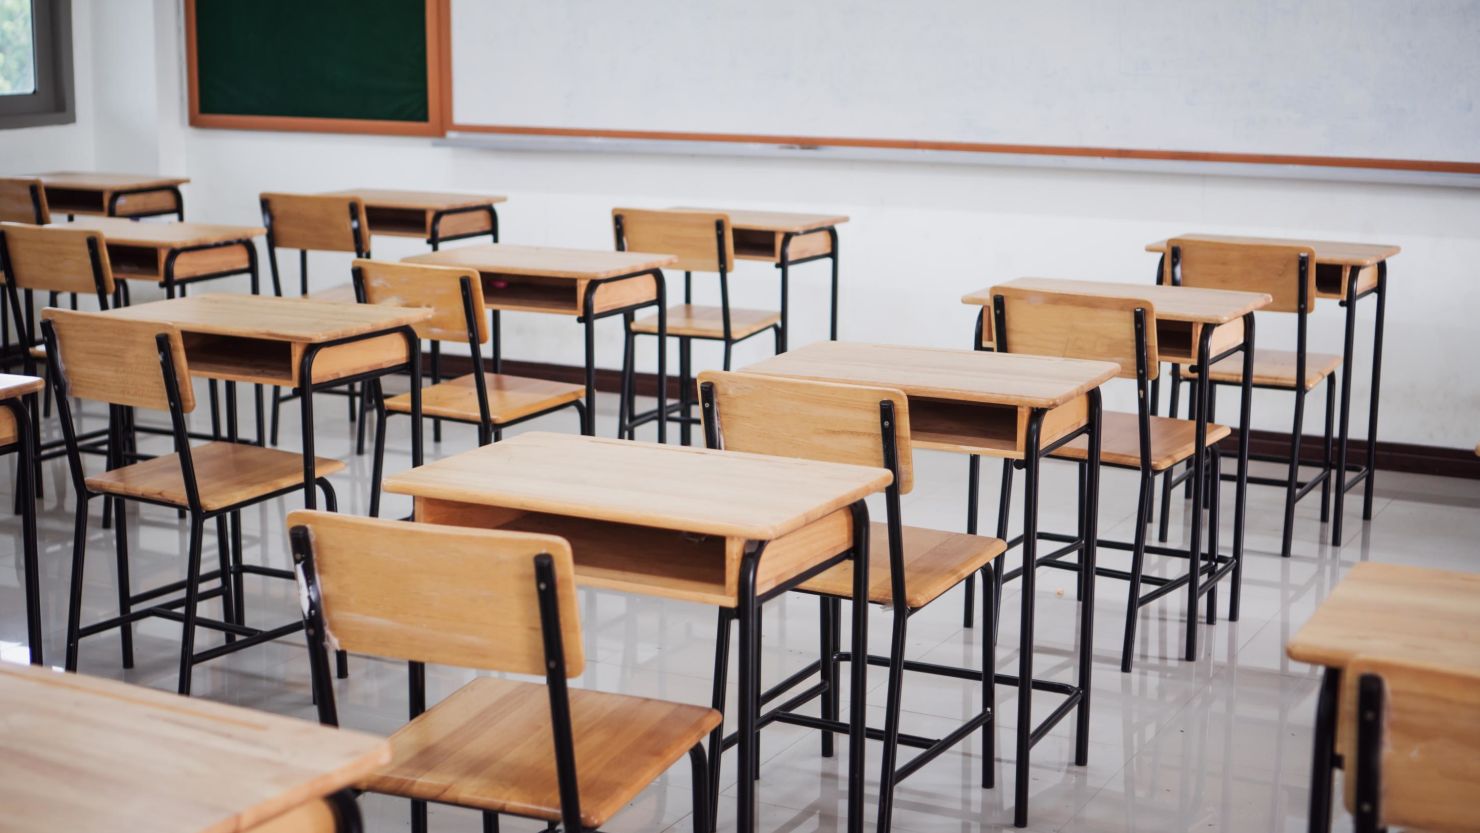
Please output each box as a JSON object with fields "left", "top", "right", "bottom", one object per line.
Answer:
{"left": 2, "top": 4, "right": 94, "bottom": 171}
{"left": 4, "top": 1, "right": 1477, "bottom": 449}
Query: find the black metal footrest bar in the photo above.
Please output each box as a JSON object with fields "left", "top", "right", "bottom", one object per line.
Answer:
{"left": 75, "top": 587, "right": 226, "bottom": 638}
{"left": 999, "top": 538, "right": 1087, "bottom": 584}
{"left": 238, "top": 563, "right": 293, "bottom": 580}
{"left": 190, "top": 621, "right": 304, "bottom": 665}
{"left": 129, "top": 569, "right": 225, "bottom": 606}
{"left": 1338, "top": 464, "right": 1371, "bottom": 494}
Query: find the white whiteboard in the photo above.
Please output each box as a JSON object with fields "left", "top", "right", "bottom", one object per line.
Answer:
{"left": 450, "top": 0, "right": 1480, "bottom": 164}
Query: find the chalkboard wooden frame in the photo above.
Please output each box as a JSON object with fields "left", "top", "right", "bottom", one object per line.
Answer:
{"left": 185, "top": 0, "right": 448, "bottom": 137}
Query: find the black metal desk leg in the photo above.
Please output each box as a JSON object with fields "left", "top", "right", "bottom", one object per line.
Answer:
{"left": 827, "top": 227, "right": 840, "bottom": 341}
{"left": 736, "top": 546, "right": 763, "bottom": 833}
{"left": 5, "top": 398, "right": 41, "bottom": 665}
{"left": 1308, "top": 667, "right": 1341, "bottom": 833}
{"left": 1230, "top": 313, "right": 1256, "bottom": 621}
{"left": 1186, "top": 327, "right": 1214, "bottom": 660}
{"left": 655, "top": 272, "right": 668, "bottom": 444}
{"left": 1332, "top": 267, "right": 1360, "bottom": 545}
{"left": 1014, "top": 410, "right": 1045, "bottom": 829}
{"left": 1362, "top": 264, "right": 1386, "bottom": 520}
{"left": 847, "top": 501, "right": 870, "bottom": 833}
{"left": 1075, "top": 390, "right": 1101, "bottom": 765}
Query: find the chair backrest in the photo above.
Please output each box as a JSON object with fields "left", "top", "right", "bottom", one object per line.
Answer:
{"left": 0, "top": 222, "right": 115, "bottom": 297}
{"left": 260, "top": 193, "right": 370, "bottom": 255}
{"left": 41, "top": 308, "right": 193, "bottom": 413}
{"left": 0, "top": 178, "right": 49, "bottom": 225}
{"left": 286, "top": 511, "right": 584, "bottom": 677}
{"left": 1345, "top": 654, "right": 1480, "bottom": 833}
{"left": 613, "top": 208, "right": 733, "bottom": 273}
{"left": 990, "top": 285, "right": 1156, "bottom": 381}
{"left": 353, "top": 259, "right": 488, "bottom": 345}
{"left": 1166, "top": 238, "right": 1315, "bottom": 314}
{"left": 697, "top": 370, "right": 912, "bottom": 494}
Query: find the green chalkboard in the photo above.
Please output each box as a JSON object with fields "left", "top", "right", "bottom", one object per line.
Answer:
{"left": 193, "top": 0, "right": 429, "bottom": 123}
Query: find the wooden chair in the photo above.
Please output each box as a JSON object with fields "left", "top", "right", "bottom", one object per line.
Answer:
{"left": 287, "top": 510, "right": 720, "bottom": 833}
{"left": 260, "top": 193, "right": 371, "bottom": 446}
{"left": 41, "top": 308, "right": 345, "bottom": 695}
{"left": 1161, "top": 239, "right": 1336, "bottom": 558}
{"left": 245, "top": 792, "right": 363, "bottom": 833}
{"left": 698, "top": 370, "right": 1005, "bottom": 833}
{"left": 0, "top": 179, "right": 52, "bottom": 369}
{"left": 987, "top": 285, "right": 1235, "bottom": 671}
{"left": 351, "top": 259, "right": 584, "bottom": 515}
{"left": 614, "top": 209, "right": 781, "bottom": 444}
{"left": 1344, "top": 655, "right": 1480, "bottom": 833}
{"left": 0, "top": 374, "right": 42, "bottom": 664}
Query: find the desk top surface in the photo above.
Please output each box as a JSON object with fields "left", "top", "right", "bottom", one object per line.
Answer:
{"left": 405, "top": 244, "right": 676, "bottom": 280}
{"left": 671, "top": 207, "right": 849, "bottom": 232}
{"left": 0, "top": 373, "right": 44, "bottom": 399}
{"left": 0, "top": 664, "right": 389, "bottom": 833}
{"left": 32, "top": 171, "right": 190, "bottom": 190}
{"left": 743, "top": 341, "right": 1118, "bottom": 409}
{"left": 964, "top": 277, "right": 1272, "bottom": 324}
{"left": 106, "top": 295, "right": 429, "bottom": 343}
{"left": 1286, "top": 563, "right": 1480, "bottom": 670}
{"left": 385, "top": 431, "right": 891, "bottom": 541}
{"left": 58, "top": 217, "right": 265, "bottom": 246}
{"left": 1145, "top": 234, "right": 1400, "bottom": 266}
{"left": 322, "top": 188, "right": 508, "bottom": 209}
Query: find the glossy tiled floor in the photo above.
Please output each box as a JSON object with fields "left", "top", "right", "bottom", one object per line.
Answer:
{"left": 1, "top": 389, "right": 1475, "bottom": 832}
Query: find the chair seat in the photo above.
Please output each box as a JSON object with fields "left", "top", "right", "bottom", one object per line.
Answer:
{"left": 85, "top": 441, "right": 345, "bottom": 512}
{"left": 385, "top": 373, "right": 584, "bottom": 424}
{"left": 364, "top": 676, "right": 721, "bottom": 830}
{"left": 1052, "top": 411, "right": 1231, "bottom": 472}
{"left": 302, "top": 284, "right": 359, "bottom": 304}
{"left": 631, "top": 305, "right": 781, "bottom": 339}
{"left": 1184, "top": 349, "right": 1341, "bottom": 391}
{"left": 798, "top": 522, "right": 1006, "bottom": 609}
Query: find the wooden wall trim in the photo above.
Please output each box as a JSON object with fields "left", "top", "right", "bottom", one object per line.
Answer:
{"left": 427, "top": 353, "right": 1480, "bottom": 480}
{"left": 184, "top": 0, "right": 448, "bottom": 137}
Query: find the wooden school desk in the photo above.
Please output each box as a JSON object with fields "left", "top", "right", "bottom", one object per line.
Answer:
{"left": 743, "top": 340, "right": 1118, "bottom": 828}
{"left": 0, "top": 663, "right": 389, "bottom": 833}
{"left": 62, "top": 217, "right": 264, "bottom": 298}
{"left": 1, "top": 374, "right": 42, "bottom": 665}
{"left": 31, "top": 171, "right": 189, "bottom": 220}
{"left": 320, "top": 188, "right": 505, "bottom": 250}
{"left": 964, "top": 277, "right": 1271, "bottom": 611}
{"left": 405, "top": 244, "right": 676, "bottom": 439}
{"left": 1146, "top": 235, "right": 1399, "bottom": 545}
{"left": 106, "top": 295, "right": 430, "bottom": 507}
{"left": 1287, "top": 562, "right": 1480, "bottom": 833}
{"left": 675, "top": 207, "right": 848, "bottom": 348}
{"left": 384, "top": 431, "right": 890, "bottom": 833}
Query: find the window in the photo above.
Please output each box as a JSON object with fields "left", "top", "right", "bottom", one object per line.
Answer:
{"left": 0, "top": 0, "right": 73, "bottom": 128}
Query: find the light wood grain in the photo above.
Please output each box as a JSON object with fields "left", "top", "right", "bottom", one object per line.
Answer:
{"left": 0, "top": 663, "right": 387, "bottom": 833}
{"left": 1050, "top": 411, "right": 1231, "bottom": 472}
{"left": 1185, "top": 348, "right": 1341, "bottom": 391}
{"left": 1287, "top": 563, "right": 1480, "bottom": 671}
{"left": 631, "top": 304, "right": 780, "bottom": 339}
{"left": 354, "top": 258, "right": 487, "bottom": 343}
{"left": 261, "top": 193, "right": 370, "bottom": 254}
{"left": 1340, "top": 655, "right": 1480, "bottom": 833}
{"left": 384, "top": 373, "right": 583, "bottom": 423}
{"left": 406, "top": 243, "right": 676, "bottom": 280}
{"left": 964, "top": 277, "right": 1269, "bottom": 325}
{"left": 241, "top": 799, "right": 338, "bottom": 833}
{"left": 0, "top": 177, "right": 48, "bottom": 224}
{"left": 1164, "top": 238, "right": 1316, "bottom": 314}
{"left": 986, "top": 285, "right": 1155, "bottom": 380}
{"left": 699, "top": 370, "right": 913, "bottom": 493}
{"left": 105, "top": 295, "right": 429, "bottom": 343}
{"left": 385, "top": 431, "right": 891, "bottom": 542}
{"left": 322, "top": 189, "right": 506, "bottom": 210}
{"left": 743, "top": 341, "right": 1118, "bottom": 409}
{"left": 614, "top": 208, "right": 733, "bottom": 273}
{"left": 673, "top": 207, "right": 849, "bottom": 233}
{"left": 1146, "top": 234, "right": 1399, "bottom": 268}
{"left": 0, "top": 373, "right": 45, "bottom": 399}
{"left": 43, "top": 308, "right": 193, "bottom": 413}
{"left": 364, "top": 675, "right": 720, "bottom": 830}
{"left": 33, "top": 171, "right": 189, "bottom": 190}
{"left": 87, "top": 442, "right": 344, "bottom": 512}
{"left": 59, "top": 216, "right": 265, "bottom": 245}
{"left": 0, "top": 221, "right": 114, "bottom": 296}
{"left": 287, "top": 510, "right": 581, "bottom": 676}
{"left": 799, "top": 522, "right": 1005, "bottom": 609}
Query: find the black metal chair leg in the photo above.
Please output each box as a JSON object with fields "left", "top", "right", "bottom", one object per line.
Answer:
{"left": 707, "top": 608, "right": 732, "bottom": 828}
{"left": 688, "top": 744, "right": 710, "bottom": 833}
{"left": 214, "top": 514, "right": 237, "bottom": 644}
{"left": 1320, "top": 379, "right": 1335, "bottom": 524}
{"left": 481, "top": 811, "right": 500, "bottom": 832}
{"left": 177, "top": 514, "right": 206, "bottom": 696}
{"left": 270, "top": 386, "right": 283, "bottom": 447}
{"left": 875, "top": 610, "right": 908, "bottom": 833}
{"left": 1122, "top": 473, "right": 1153, "bottom": 673}
{"left": 230, "top": 510, "right": 245, "bottom": 627}
{"left": 64, "top": 496, "right": 90, "bottom": 672}
{"left": 113, "top": 496, "right": 134, "bottom": 667}
{"left": 369, "top": 381, "right": 388, "bottom": 518}
{"left": 981, "top": 559, "right": 996, "bottom": 789}
{"left": 1282, "top": 388, "right": 1307, "bottom": 558}
{"left": 819, "top": 595, "right": 836, "bottom": 758}
{"left": 962, "top": 454, "right": 980, "bottom": 628}
{"left": 678, "top": 337, "right": 692, "bottom": 446}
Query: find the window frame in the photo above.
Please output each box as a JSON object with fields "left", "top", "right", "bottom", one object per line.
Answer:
{"left": 0, "top": 0, "right": 75, "bottom": 129}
